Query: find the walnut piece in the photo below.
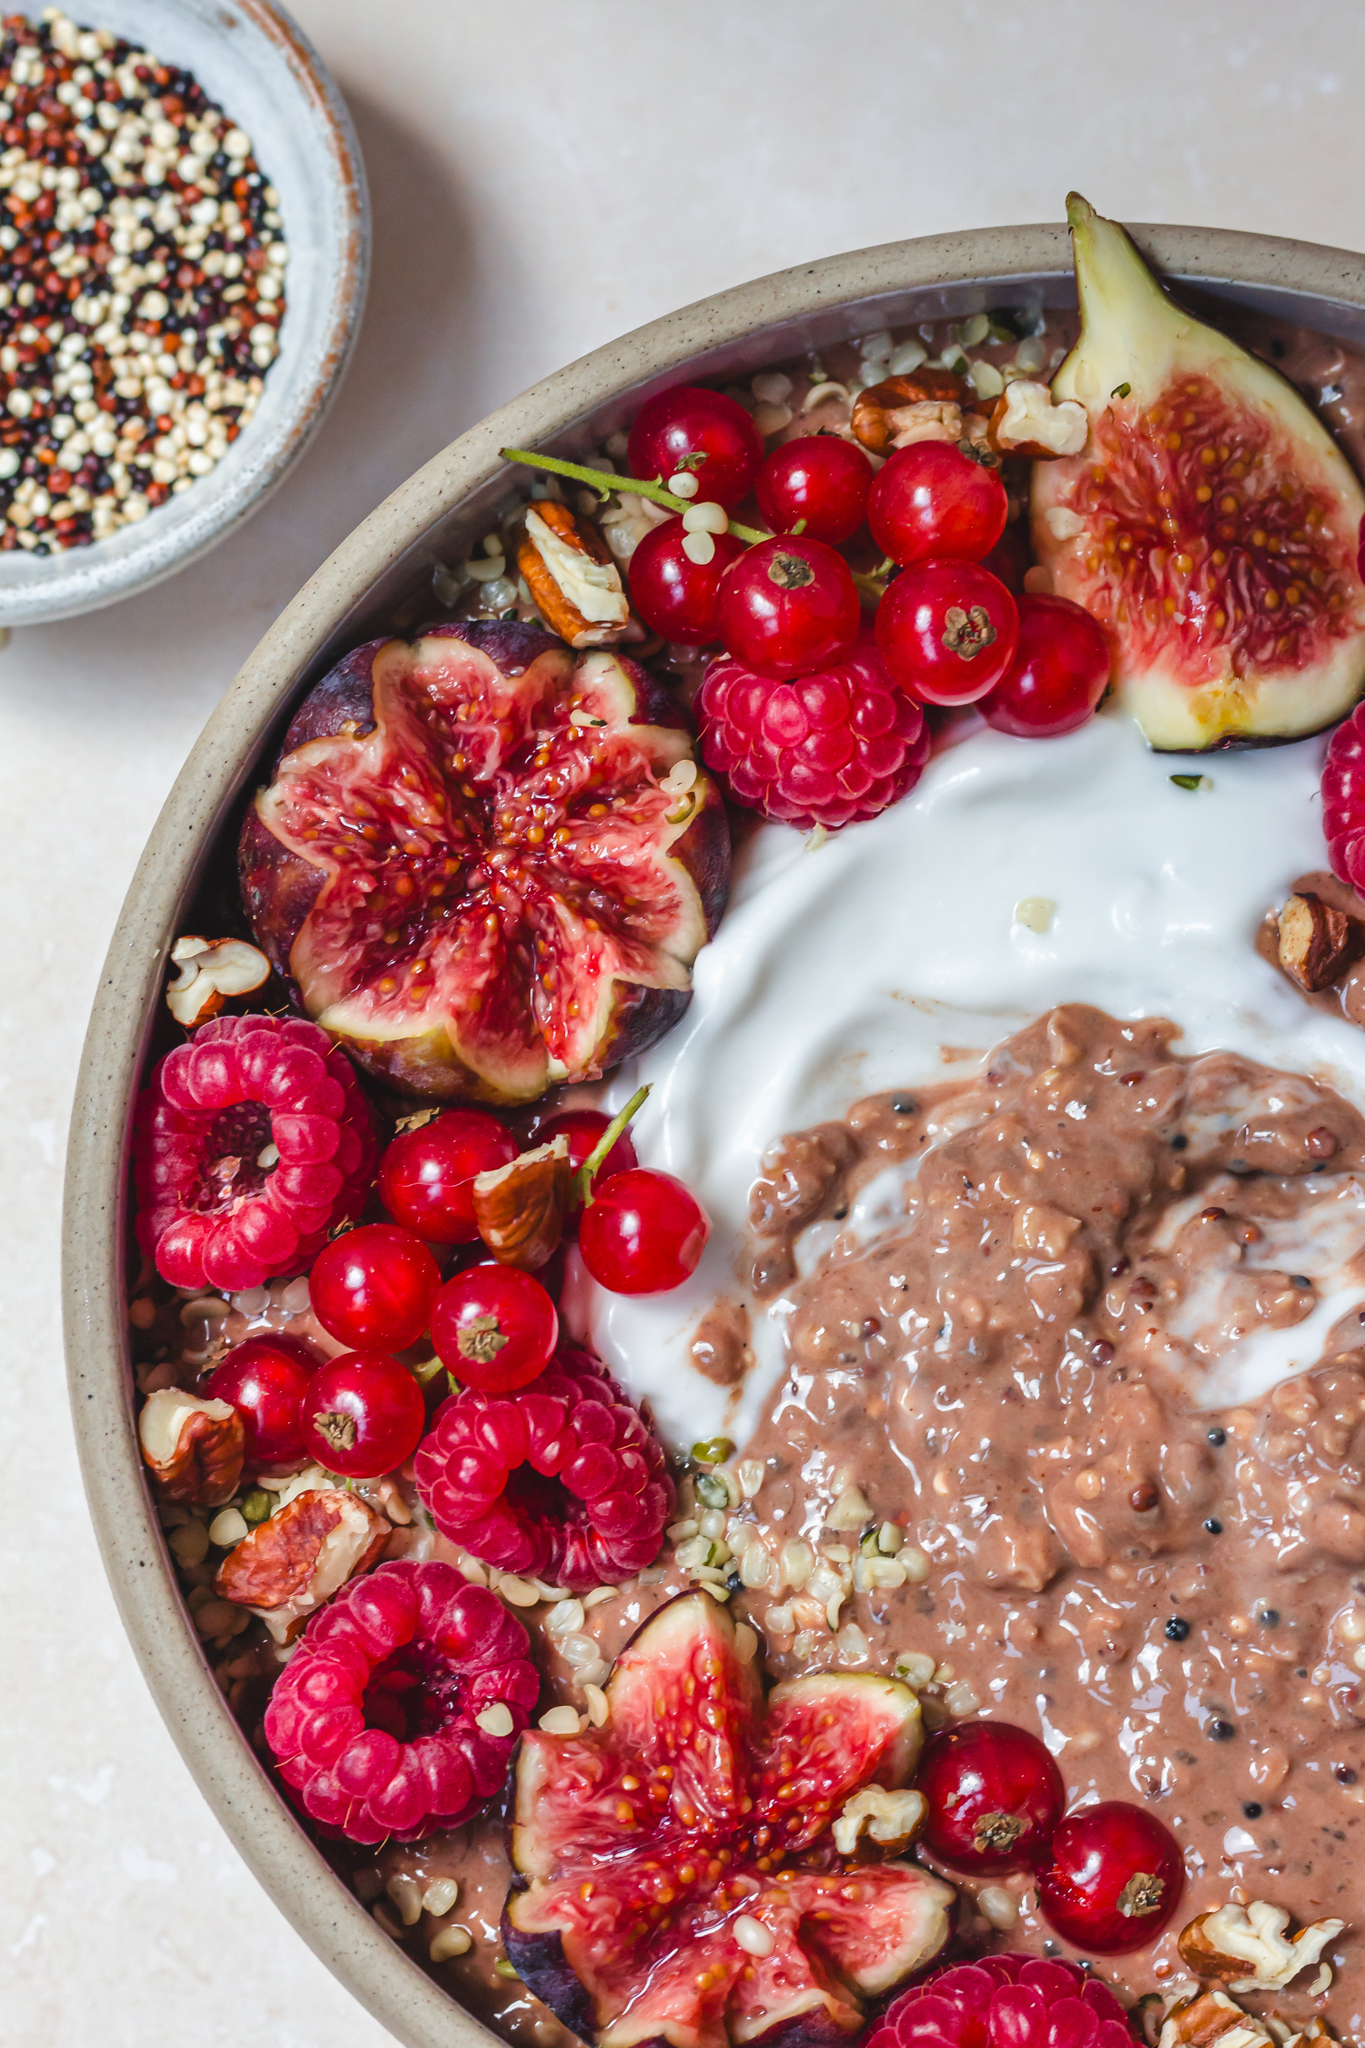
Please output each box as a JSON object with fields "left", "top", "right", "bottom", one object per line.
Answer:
{"left": 139, "top": 1388, "right": 244, "bottom": 1504}
{"left": 472, "top": 1134, "right": 570, "bottom": 1270}
{"left": 517, "top": 502, "right": 629, "bottom": 648}
{"left": 165, "top": 934, "right": 270, "bottom": 1027}
{"left": 851, "top": 370, "right": 967, "bottom": 453}
{"left": 831, "top": 1785, "right": 925, "bottom": 1857}
{"left": 1158, "top": 1987, "right": 1338, "bottom": 2048}
{"left": 988, "top": 379, "right": 1088, "bottom": 458}
{"left": 214, "top": 1487, "right": 389, "bottom": 1643}
{"left": 1277, "top": 892, "right": 1363, "bottom": 993}
{"left": 1178, "top": 1899, "right": 1344, "bottom": 1996}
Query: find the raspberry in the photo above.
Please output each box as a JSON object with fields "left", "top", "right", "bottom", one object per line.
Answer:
{"left": 414, "top": 1343, "right": 674, "bottom": 1591}
{"left": 133, "top": 1013, "right": 377, "bottom": 1293}
{"left": 264, "top": 1560, "right": 539, "bottom": 1844}
{"left": 1322, "top": 700, "right": 1365, "bottom": 889}
{"left": 865, "top": 1954, "right": 1134, "bottom": 2048}
{"left": 697, "top": 634, "right": 929, "bottom": 831}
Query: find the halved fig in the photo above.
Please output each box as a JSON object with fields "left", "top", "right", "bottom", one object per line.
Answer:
{"left": 503, "top": 1592, "right": 954, "bottom": 2048}
{"left": 1032, "top": 194, "right": 1365, "bottom": 750}
{"left": 240, "top": 622, "right": 729, "bottom": 1103}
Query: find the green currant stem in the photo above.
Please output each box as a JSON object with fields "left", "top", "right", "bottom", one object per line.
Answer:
{"left": 500, "top": 448, "right": 769, "bottom": 546}
{"left": 574, "top": 1083, "right": 651, "bottom": 1208}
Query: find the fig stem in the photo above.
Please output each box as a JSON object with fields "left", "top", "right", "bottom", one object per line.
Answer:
{"left": 500, "top": 448, "right": 769, "bottom": 546}
{"left": 575, "top": 1084, "right": 651, "bottom": 1208}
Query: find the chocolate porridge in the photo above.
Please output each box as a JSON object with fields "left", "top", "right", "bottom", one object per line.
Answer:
{"left": 733, "top": 1004, "right": 1365, "bottom": 2031}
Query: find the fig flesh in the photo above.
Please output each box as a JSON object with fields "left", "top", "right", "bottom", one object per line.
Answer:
{"left": 1032, "top": 194, "right": 1365, "bottom": 750}
{"left": 503, "top": 1592, "right": 954, "bottom": 2048}
{"left": 240, "top": 622, "right": 728, "bottom": 1103}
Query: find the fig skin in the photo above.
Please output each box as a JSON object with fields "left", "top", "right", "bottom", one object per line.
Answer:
{"left": 240, "top": 621, "right": 729, "bottom": 1104}
{"left": 1033, "top": 194, "right": 1365, "bottom": 752}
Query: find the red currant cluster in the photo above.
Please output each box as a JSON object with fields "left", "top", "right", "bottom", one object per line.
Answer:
{"left": 566, "top": 383, "right": 1111, "bottom": 828}
{"left": 915, "top": 1720, "right": 1183, "bottom": 1955}
{"left": 204, "top": 1101, "right": 708, "bottom": 1482}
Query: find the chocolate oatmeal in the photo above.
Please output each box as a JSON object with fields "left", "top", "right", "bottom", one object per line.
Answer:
{"left": 729, "top": 1005, "right": 1365, "bottom": 2030}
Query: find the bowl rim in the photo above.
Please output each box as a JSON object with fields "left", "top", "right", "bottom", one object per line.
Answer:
{"left": 62, "top": 216, "right": 1365, "bottom": 2047}
{"left": 0, "top": 0, "right": 370, "bottom": 626}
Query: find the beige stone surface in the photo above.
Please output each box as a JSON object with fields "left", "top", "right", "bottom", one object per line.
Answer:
{"left": 6, "top": 0, "right": 1365, "bottom": 2039}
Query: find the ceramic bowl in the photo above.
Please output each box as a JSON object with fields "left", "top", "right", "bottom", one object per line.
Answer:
{"left": 0, "top": 0, "right": 367, "bottom": 627}
{"left": 62, "top": 220, "right": 1365, "bottom": 2046}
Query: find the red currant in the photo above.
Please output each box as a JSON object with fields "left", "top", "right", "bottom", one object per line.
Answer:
{"left": 628, "top": 385, "right": 763, "bottom": 509}
{"left": 979, "top": 594, "right": 1112, "bottom": 739}
{"left": 379, "top": 1110, "right": 517, "bottom": 1245}
{"left": 875, "top": 558, "right": 1019, "bottom": 705}
{"left": 300, "top": 1350, "right": 427, "bottom": 1480}
{"left": 1036, "top": 1802, "right": 1184, "bottom": 1955}
{"left": 308, "top": 1223, "right": 440, "bottom": 1352}
{"left": 867, "top": 441, "right": 1008, "bottom": 566}
{"left": 430, "top": 1263, "right": 559, "bottom": 1393}
{"left": 915, "top": 1722, "right": 1064, "bottom": 1875}
{"left": 755, "top": 435, "right": 873, "bottom": 546}
{"left": 717, "top": 535, "right": 861, "bottom": 682}
{"left": 533, "top": 1109, "right": 639, "bottom": 1233}
{"left": 209, "top": 1335, "right": 320, "bottom": 1469}
{"left": 627, "top": 516, "right": 746, "bottom": 644}
{"left": 578, "top": 1169, "right": 709, "bottom": 1294}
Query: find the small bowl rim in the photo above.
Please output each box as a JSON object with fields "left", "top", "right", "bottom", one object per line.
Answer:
{"left": 62, "top": 217, "right": 1365, "bottom": 2047}
{"left": 0, "top": 0, "right": 370, "bottom": 626}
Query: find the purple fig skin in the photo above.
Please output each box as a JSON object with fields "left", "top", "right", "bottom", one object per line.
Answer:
{"left": 501, "top": 1903, "right": 597, "bottom": 2040}
{"left": 238, "top": 624, "right": 730, "bottom": 1103}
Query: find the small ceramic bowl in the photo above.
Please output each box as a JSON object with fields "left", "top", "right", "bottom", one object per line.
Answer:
{"left": 0, "top": 0, "right": 368, "bottom": 627}
{"left": 63, "top": 222, "right": 1365, "bottom": 2046}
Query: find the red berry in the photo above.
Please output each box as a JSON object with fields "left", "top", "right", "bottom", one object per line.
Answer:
{"left": 379, "top": 1109, "right": 516, "bottom": 1246}
{"left": 876, "top": 557, "right": 1019, "bottom": 705}
{"left": 431, "top": 1263, "right": 558, "bottom": 1392}
{"left": 717, "top": 535, "right": 861, "bottom": 681}
{"left": 309, "top": 1223, "right": 440, "bottom": 1352}
{"left": 627, "top": 516, "right": 746, "bottom": 644}
{"left": 697, "top": 636, "right": 929, "bottom": 831}
{"left": 755, "top": 435, "right": 873, "bottom": 545}
{"left": 628, "top": 385, "right": 763, "bottom": 509}
{"left": 209, "top": 1334, "right": 321, "bottom": 1469}
{"left": 916, "top": 1722, "right": 1064, "bottom": 1874}
{"left": 264, "top": 1560, "right": 540, "bottom": 1842}
{"left": 1036, "top": 1801, "right": 1184, "bottom": 1955}
{"left": 414, "top": 1342, "right": 674, "bottom": 1589}
{"left": 300, "top": 1350, "right": 427, "bottom": 1480}
{"left": 534, "top": 1109, "right": 639, "bottom": 1233}
{"left": 1322, "top": 697, "right": 1365, "bottom": 889}
{"left": 867, "top": 441, "right": 1008, "bottom": 566}
{"left": 578, "top": 1169, "right": 709, "bottom": 1294}
{"left": 980, "top": 594, "right": 1112, "bottom": 739}
{"left": 866, "top": 1953, "right": 1133, "bottom": 2048}
{"left": 133, "top": 1014, "right": 377, "bottom": 1292}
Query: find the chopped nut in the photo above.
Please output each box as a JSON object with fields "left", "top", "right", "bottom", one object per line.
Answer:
{"left": 539, "top": 1704, "right": 585, "bottom": 1735}
{"left": 165, "top": 934, "right": 270, "bottom": 1028}
{"left": 826, "top": 1484, "right": 873, "bottom": 1530}
{"left": 139, "top": 1388, "right": 245, "bottom": 1505}
{"left": 430, "top": 1924, "right": 473, "bottom": 1961}
{"left": 1277, "top": 892, "right": 1362, "bottom": 993}
{"left": 1178, "top": 1900, "right": 1345, "bottom": 1995}
{"left": 476, "top": 1703, "right": 515, "bottom": 1738}
{"left": 832, "top": 1785, "right": 926, "bottom": 1857}
{"left": 1158, "top": 1989, "right": 1276, "bottom": 2048}
{"left": 517, "top": 502, "right": 629, "bottom": 648}
{"left": 472, "top": 1135, "right": 570, "bottom": 1270}
{"left": 852, "top": 371, "right": 967, "bottom": 453}
{"left": 214, "top": 1488, "right": 389, "bottom": 1642}
{"left": 987, "top": 379, "right": 1088, "bottom": 459}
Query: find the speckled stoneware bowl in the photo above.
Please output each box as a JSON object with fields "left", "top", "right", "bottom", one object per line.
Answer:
{"left": 63, "top": 222, "right": 1365, "bottom": 2047}
{"left": 0, "top": 0, "right": 367, "bottom": 627}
